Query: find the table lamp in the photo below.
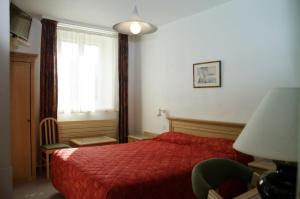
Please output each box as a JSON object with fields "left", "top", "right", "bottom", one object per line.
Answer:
{"left": 233, "top": 88, "right": 299, "bottom": 199}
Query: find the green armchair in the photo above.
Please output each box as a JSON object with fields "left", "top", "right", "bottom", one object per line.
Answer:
{"left": 192, "top": 158, "right": 259, "bottom": 199}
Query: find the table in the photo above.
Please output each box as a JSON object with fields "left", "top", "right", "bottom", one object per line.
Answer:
{"left": 248, "top": 159, "right": 276, "bottom": 175}
{"left": 70, "top": 136, "right": 117, "bottom": 147}
{"left": 233, "top": 188, "right": 261, "bottom": 199}
{"left": 128, "top": 134, "right": 153, "bottom": 143}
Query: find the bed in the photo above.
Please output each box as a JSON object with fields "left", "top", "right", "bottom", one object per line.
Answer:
{"left": 51, "top": 117, "right": 251, "bottom": 199}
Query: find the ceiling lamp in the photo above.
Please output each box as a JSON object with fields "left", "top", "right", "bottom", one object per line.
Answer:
{"left": 113, "top": 3, "right": 157, "bottom": 36}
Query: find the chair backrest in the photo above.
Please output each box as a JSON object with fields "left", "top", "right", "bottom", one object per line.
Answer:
{"left": 192, "top": 158, "right": 253, "bottom": 199}
{"left": 39, "top": 117, "right": 58, "bottom": 146}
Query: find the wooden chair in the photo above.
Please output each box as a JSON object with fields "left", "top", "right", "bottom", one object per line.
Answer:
{"left": 39, "top": 117, "right": 70, "bottom": 178}
{"left": 192, "top": 158, "right": 260, "bottom": 199}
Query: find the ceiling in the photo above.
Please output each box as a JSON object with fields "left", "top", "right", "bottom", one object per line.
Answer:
{"left": 12, "top": 0, "right": 232, "bottom": 28}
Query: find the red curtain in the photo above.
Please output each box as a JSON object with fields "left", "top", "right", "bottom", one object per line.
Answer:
{"left": 118, "top": 34, "right": 129, "bottom": 143}
{"left": 40, "top": 19, "right": 58, "bottom": 120}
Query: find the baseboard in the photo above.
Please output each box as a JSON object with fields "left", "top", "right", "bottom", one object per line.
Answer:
{"left": 0, "top": 166, "right": 13, "bottom": 198}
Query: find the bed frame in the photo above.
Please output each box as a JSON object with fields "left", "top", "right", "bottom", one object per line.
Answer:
{"left": 168, "top": 117, "right": 245, "bottom": 140}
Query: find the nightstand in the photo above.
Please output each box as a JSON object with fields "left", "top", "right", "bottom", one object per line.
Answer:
{"left": 128, "top": 134, "right": 153, "bottom": 143}
{"left": 248, "top": 159, "right": 276, "bottom": 175}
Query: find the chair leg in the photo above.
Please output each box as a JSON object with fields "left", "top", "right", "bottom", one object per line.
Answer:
{"left": 46, "top": 152, "right": 50, "bottom": 179}
{"left": 39, "top": 150, "right": 43, "bottom": 176}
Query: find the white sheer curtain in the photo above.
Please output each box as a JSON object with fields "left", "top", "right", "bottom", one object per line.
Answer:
{"left": 57, "top": 27, "right": 118, "bottom": 114}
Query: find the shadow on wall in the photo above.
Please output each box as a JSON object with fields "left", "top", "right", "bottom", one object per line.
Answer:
{"left": 131, "top": 37, "right": 143, "bottom": 134}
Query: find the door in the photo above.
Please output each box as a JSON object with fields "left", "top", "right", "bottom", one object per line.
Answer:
{"left": 10, "top": 61, "right": 32, "bottom": 182}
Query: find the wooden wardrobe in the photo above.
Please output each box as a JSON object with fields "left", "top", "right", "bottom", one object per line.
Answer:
{"left": 10, "top": 52, "right": 37, "bottom": 183}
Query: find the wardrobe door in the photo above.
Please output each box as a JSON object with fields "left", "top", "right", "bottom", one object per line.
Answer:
{"left": 10, "top": 61, "right": 32, "bottom": 182}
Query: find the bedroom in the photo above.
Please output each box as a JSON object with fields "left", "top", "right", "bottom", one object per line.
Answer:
{"left": 0, "top": 0, "right": 300, "bottom": 198}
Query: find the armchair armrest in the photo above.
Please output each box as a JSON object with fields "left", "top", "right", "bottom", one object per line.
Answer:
{"left": 208, "top": 189, "right": 223, "bottom": 199}
{"left": 250, "top": 172, "right": 260, "bottom": 187}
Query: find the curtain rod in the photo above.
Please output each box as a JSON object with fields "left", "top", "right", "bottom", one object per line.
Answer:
{"left": 58, "top": 23, "right": 118, "bottom": 38}
{"left": 41, "top": 15, "right": 118, "bottom": 36}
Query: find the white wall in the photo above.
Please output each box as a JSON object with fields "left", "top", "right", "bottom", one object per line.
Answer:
{"left": 0, "top": 0, "right": 13, "bottom": 197}
{"left": 128, "top": 38, "right": 137, "bottom": 134}
{"left": 298, "top": 103, "right": 300, "bottom": 199}
{"left": 133, "top": 0, "right": 300, "bottom": 134}
{"left": 295, "top": 0, "right": 300, "bottom": 197}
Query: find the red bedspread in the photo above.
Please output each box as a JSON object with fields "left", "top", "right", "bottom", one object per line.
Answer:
{"left": 51, "top": 132, "right": 251, "bottom": 199}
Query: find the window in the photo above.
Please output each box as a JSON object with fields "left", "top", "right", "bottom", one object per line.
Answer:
{"left": 57, "top": 25, "right": 118, "bottom": 114}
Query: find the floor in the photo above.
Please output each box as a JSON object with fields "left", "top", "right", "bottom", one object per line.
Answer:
{"left": 13, "top": 178, "right": 64, "bottom": 199}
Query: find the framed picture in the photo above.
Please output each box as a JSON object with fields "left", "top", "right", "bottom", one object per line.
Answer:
{"left": 193, "top": 61, "right": 221, "bottom": 88}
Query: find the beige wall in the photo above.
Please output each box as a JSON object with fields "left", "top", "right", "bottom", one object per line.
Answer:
{"left": 0, "top": 0, "right": 13, "bottom": 197}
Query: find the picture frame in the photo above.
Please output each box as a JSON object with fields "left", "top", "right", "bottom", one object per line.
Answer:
{"left": 193, "top": 61, "right": 221, "bottom": 88}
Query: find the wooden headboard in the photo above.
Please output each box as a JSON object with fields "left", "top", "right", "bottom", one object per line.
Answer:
{"left": 168, "top": 117, "right": 245, "bottom": 140}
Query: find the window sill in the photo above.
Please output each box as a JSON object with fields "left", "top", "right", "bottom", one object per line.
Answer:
{"left": 57, "top": 111, "right": 117, "bottom": 122}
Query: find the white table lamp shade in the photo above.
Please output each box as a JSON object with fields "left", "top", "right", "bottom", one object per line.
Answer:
{"left": 233, "top": 88, "right": 299, "bottom": 162}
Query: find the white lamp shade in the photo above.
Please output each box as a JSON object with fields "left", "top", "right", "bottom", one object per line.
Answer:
{"left": 233, "top": 88, "right": 299, "bottom": 162}
{"left": 113, "top": 20, "right": 157, "bottom": 35}
{"left": 113, "top": 5, "right": 157, "bottom": 36}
